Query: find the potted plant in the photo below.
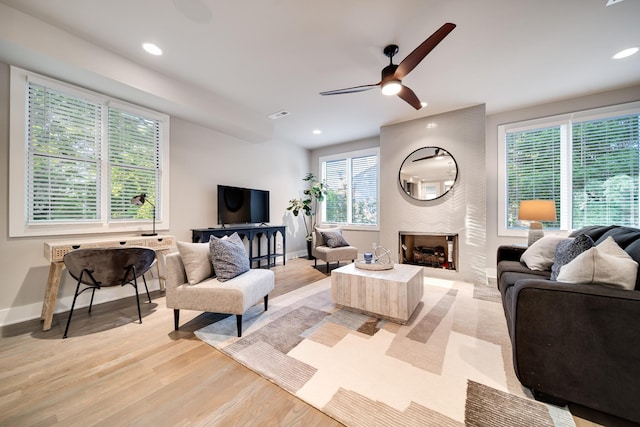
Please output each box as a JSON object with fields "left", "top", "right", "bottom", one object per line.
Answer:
{"left": 286, "top": 173, "right": 327, "bottom": 259}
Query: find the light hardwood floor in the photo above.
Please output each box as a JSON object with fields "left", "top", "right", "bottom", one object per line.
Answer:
{"left": 0, "top": 257, "right": 341, "bottom": 427}
{"left": 0, "top": 258, "right": 623, "bottom": 426}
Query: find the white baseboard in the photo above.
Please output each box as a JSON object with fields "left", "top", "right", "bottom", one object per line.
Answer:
{"left": 0, "top": 278, "right": 162, "bottom": 328}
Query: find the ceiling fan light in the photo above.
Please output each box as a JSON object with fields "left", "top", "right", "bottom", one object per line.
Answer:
{"left": 381, "top": 80, "right": 402, "bottom": 96}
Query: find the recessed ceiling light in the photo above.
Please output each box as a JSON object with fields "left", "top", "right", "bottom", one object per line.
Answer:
{"left": 312, "top": 129, "right": 322, "bottom": 135}
{"left": 142, "top": 43, "right": 163, "bottom": 56}
{"left": 420, "top": 102, "right": 428, "bottom": 108}
{"left": 612, "top": 47, "right": 639, "bottom": 59}
{"left": 426, "top": 122, "right": 438, "bottom": 129}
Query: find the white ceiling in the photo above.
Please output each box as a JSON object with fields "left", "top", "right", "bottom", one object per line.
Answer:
{"left": 1, "top": 0, "right": 639, "bottom": 149}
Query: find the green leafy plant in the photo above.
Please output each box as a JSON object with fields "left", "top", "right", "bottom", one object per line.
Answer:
{"left": 286, "top": 173, "right": 327, "bottom": 241}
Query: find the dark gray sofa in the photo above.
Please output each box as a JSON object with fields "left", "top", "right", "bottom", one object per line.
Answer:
{"left": 496, "top": 225, "right": 640, "bottom": 424}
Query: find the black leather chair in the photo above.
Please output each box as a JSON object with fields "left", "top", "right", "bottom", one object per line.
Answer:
{"left": 62, "top": 247, "right": 156, "bottom": 338}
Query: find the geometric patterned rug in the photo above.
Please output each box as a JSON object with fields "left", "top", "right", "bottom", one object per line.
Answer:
{"left": 196, "top": 276, "right": 576, "bottom": 426}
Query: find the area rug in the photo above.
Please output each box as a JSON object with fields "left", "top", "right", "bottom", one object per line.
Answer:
{"left": 195, "top": 276, "right": 575, "bottom": 426}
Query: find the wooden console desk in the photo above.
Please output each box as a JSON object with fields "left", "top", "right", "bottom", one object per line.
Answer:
{"left": 192, "top": 225, "right": 286, "bottom": 268}
{"left": 41, "top": 235, "right": 175, "bottom": 331}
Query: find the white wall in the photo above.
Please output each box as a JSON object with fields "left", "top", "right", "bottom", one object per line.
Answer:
{"left": 169, "top": 118, "right": 310, "bottom": 250}
{"left": 0, "top": 63, "right": 310, "bottom": 327}
{"left": 379, "top": 105, "right": 487, "bottom": 284}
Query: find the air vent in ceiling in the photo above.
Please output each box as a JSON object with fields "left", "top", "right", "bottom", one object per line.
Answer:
{"left": 268, "top": 110, "right": 290, "bottom": 120}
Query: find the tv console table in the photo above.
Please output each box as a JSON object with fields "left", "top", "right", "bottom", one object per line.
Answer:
{"left": 192, "top": 225, "right": 286, "bottom": 268}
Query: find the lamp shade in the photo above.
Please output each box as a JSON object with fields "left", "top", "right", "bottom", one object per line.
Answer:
{"left": 130, "top": 193, "right": 147, "bottom": 206}
{"left": 518, "top": 200, "right": 556, "bottom": 221}
{"left": 130, "top": 193, "right": 156, "bottom": 236}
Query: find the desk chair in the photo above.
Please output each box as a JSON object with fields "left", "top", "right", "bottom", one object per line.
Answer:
{"left": 62, "top": 247, "right": 156, "bottom": 338}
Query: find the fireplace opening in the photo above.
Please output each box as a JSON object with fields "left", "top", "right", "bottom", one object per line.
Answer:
{"left": 399, "top": 232, "right": 458, "bottom": 270}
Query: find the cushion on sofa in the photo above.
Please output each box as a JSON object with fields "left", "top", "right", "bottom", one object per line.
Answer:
{"left": 209, "top": 232, "right": 250, "bottom": 282}
{"left": 520, "top": 235, "right": 566, "bottom": 271}
{"left": 177, "top": 241, "right": 214, "bottom": 285}
{"left": 550, "top": 234, "right": 594, "bottom": 281}
{"left": 572, "top": 225, "right": 640, "bottom": 289}
{"left": 556, "top": 237, "right": 639, "bottom": 290}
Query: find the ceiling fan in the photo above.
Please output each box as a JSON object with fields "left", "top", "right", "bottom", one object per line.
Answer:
{"left": 320, "top": 23, "right": 456, "bottom": 110}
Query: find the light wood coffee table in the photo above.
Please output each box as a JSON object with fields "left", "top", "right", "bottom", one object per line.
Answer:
{"left": 331, "top": 263, "right": 424, "bottom": 324}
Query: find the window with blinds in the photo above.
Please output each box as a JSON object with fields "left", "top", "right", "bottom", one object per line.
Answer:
{"left": 505, "top": 126, "right": 561, "bottom": 228}
{"left": 108, "top": 108, "right": 160, "bottom": 221}
{"left": 12, "top": 67, "right": 168, "bottom": 236}
{"left": 572, "top": 114, "right": 639, "bottom": 227}
{"left": 27, "top": 83, "right": 102, "bottom": 222}
{"left": 320, "top": 148, "right": 379, "bottom": 226}
{"left": 502, "top": 103, "right": 640, "bottom": 231}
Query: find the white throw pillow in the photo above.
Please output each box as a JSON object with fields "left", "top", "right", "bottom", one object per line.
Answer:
{"left": 176, "top": 241, "right": 214, "bottom": 285}
{"left": 520, "top": 235, "right": 566, "bottom": 271}
{"left": 556, "top": 237, "right": 638, "bottom": 290}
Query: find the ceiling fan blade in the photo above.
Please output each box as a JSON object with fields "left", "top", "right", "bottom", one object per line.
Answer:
{"left": 319, "top": 83, "right": 380, "bottom": 96}
{"left": 395, "top": 23, "right": 456, "bottom": 80}
{"left": 413, "top": 148, "right": 441, "bottom": 161}
{"left": 397, "top": 85, "right": 422, "bottom": 110}
{"left": 413, "top": 155, "right": 436, "bottom": 161}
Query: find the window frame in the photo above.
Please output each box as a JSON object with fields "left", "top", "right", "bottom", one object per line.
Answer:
{"left": 318, "top": 147, "right": 380, "bottom": 231}
{"left": 9, "top": 66, "right": 170, "bottom": 238}
{"left": 498, "top": 101, "right": 640, "bottom": 237}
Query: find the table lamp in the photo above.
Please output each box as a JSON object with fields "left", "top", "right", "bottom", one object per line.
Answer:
{"left": 130, "top": 193, "right": 157, "bottom": 236}
{"left": 518, "top": 200, "right": 556, "bottom": 246}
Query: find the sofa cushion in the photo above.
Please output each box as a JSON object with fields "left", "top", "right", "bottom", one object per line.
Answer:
{"left": 550, "top": 234, "right": 594, "bottom": 281}
{"left": 176, "top": 241, "right": 214, "bottom": 285}
{"left": 209, "top": 232, "right": 250, "bottom": 282}
{"left": 520, "top": 235, "right": 566, "bottom": 271}
{"left": 498, "top": 267, "right": 551, "bottom": 295}
{"left": 556, "top": 237, "right": 639, "bottom": 290}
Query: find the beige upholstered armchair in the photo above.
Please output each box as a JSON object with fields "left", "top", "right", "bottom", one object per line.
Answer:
{"left": 312, "top": 226, "right": 358, "bottom": 272}
{"left": 165, "top": 241, "right": 274, "bottom": 337}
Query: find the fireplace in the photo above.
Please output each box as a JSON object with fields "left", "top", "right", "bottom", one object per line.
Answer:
{"left": 399, "top": 232, "right": 458, "bottom": 270}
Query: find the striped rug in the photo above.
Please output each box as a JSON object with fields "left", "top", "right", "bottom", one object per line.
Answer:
{"left": 196, "top": 276, "right": 575, "bottom": 426}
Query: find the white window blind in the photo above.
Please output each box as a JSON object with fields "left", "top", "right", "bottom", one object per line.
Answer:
{"left": 501, "top": 102, "right": 640, "bottom": 232}
{"left": 321, "top": 148, "right": 379, "bottom": 226}
{"left": 324, "top": 159, "right": 348, "bottom": 223}
{"left": 27, "top": 83, "right": 102, "bottom": 222}
{"left": 505, "top": 126, "right": 561, "bottom": 228}
{"left": 351, "top": 155, "right": 378, "bottom": 224}
{"left": 571, "top": 114, "right": 639, "bottom": 227}
{"left": 108, "top": 108, "right": 160, "bottom": 221}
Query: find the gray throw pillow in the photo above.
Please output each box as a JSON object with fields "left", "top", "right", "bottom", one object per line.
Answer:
{"left": 320, "top": 230, "right": 350, "bottom": 248}
{"left": 209, "top": 232, "right": 250, "bottom": 282}
{"left": 550, "top": 233, "right": 594, "bottom": 281}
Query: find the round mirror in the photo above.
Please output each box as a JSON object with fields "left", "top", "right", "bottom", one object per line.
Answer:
{"left": 398, "top": 147, "right": 458, "bottom": 200}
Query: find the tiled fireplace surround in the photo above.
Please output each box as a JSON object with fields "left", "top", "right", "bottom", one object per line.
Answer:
{"left": 379, "top": 104, "right": 487, "bottom": 285}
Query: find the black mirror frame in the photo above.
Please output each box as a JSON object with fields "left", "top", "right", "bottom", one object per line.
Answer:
{"left": 398, "top": 146, "right": 459, "bottom": 201}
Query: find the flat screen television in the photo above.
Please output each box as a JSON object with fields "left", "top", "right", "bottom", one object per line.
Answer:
{"left": 217, "top": 185, "right": 270, "bottom": 226}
